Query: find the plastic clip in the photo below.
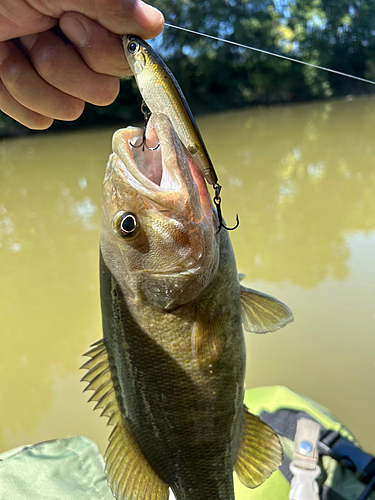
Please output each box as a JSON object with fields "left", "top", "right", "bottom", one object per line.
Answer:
{"left": 289, "top": 417, "right": 321, "bottom": 500}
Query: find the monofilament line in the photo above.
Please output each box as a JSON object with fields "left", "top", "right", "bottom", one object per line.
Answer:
{"left": 164, "top": 23, "right": 375, "bottom": 86}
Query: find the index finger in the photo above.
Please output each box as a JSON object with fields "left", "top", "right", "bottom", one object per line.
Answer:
{"left": 56, "top": 0, "right": 164, "bottom": 39}
{"left": 60, "top": 13, "right": 131, "bottom": 77}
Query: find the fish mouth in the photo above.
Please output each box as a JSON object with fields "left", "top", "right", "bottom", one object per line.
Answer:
{"left": 110, "top": 113, "right": 207, "bottom": 214}
{"left": 105, "top": 114, "right": 219, "bottom": 307}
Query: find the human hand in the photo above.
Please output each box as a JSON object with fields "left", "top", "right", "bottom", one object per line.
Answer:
{"left": 0, "top": 0, "right": 164, "bottom": 129}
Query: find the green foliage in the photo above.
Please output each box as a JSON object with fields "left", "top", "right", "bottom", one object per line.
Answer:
{"left": 1, "top": 0, "right": 375, "bottom": 136}
{"left": 150, "top": 0, "right": 375, "bottom": 111}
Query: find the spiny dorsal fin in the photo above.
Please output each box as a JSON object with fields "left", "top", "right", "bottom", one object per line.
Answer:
{"left": 234, "top": 406, "right": 283, "bottom": 488}
{"left": 240, "top": 285, "right": 293, "bottom": 333}
{"left": 81, "top": 340, "right": 169, "bottom": 500}
{"left": 191, "top": 310, "right": 224, "bottom": 368}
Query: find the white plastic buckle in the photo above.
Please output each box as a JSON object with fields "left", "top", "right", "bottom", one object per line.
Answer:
{"left": 289, "top": 417, "right": 321, "bottom": 500}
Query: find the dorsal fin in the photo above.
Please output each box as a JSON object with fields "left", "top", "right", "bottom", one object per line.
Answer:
{"left": 81, "top": 340, "right": 169, "bottom": 500}
{"left": 191, "top": 309, "right": 224, "bottom": 368}
{"left": 234, "top": 406, "right": 283, "bottom": 488}
{"left": 240, "top": 285, "right": 293, "bottom": 333}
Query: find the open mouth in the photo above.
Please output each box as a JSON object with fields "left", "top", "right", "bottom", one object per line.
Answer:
{"left": 131, "top": 120, "right": 182, "bottom": 191}
{"left": 110, "top": 113, "right": 213, "bottom": 219}
{"left": 112, "top": 114, "right": 187, "bottom": 196}
{"left": 130, "top": 123, "right": 162, "bottom": 185}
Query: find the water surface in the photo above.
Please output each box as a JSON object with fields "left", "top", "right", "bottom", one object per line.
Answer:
{"left": 1, "top": 96, "right": 374, "bottom": 465}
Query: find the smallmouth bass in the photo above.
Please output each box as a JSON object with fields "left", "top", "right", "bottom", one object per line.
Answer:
{"left": 123, "top": 34, "right": 218, "bottom": 187}
{"left": 82, "top": 113, "right": 293, "bottom": 500}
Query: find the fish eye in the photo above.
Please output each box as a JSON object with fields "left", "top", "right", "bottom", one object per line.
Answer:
{"left": 127, "top": 41, "right": 139, "bottom": 54}
{"left": 113, "top": 212, "right": 140, "bottom": 238}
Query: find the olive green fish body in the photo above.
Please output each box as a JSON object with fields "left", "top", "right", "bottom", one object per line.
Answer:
{"left": 82, "top": 113, "right": 293, "bottom": 500}
{"left": 101, "top": 227, "right": 244, "bottom": 500}
{"left": 124, "top": 35, "right": 218, "bottom": 186}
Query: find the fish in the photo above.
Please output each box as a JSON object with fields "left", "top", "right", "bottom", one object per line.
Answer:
{"left": 82, "top": 113, "right": 293, "bottom": 500}
{"left": 123, "top": 34, "right": 218, "bottom": 187}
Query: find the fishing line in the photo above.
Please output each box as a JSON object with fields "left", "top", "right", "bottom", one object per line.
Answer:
{"left": 164, "top": 23, "right": 375, "bottom": 86}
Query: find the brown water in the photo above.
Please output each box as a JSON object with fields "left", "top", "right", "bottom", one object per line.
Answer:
{"left": 1, "top": 96, "right": 374, "bottom": 468}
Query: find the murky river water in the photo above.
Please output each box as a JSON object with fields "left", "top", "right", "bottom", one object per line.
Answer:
{"left": 1, "top": 95, "right": 374, "bottom": 476}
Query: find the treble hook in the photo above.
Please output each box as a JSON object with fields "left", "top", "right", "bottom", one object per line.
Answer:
{"left": 213, "top": 183, "right": 240, "bottom": 234}
{"left": 130, "top": 101, "right": 160, "bottom": 151}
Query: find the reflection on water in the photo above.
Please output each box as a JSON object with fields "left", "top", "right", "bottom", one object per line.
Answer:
{"left": 0, "top": 97, "right": 374, "bottom": 460}
{"left": 0, "top": 131, "right": 111, "bottom": 451}
{"left": 206, "top": 98, "right": 375, "bottom": 288}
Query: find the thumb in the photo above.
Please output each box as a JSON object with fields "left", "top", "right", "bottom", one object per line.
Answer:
{"left": 60, "top": 0, "right": 164, "bottom": 39}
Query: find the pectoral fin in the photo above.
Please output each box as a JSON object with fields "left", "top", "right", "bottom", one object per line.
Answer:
{"left": 192, "top": 311, "right": 224, "bottom": 368}
{"left": 82, "top": 340, "right": 169, "bottom": 500}
{"left": 234, "top": 406, "right": 283, "bottom": 488}
{"left": 240, "top": 285, "right": 293, "bottom": 333}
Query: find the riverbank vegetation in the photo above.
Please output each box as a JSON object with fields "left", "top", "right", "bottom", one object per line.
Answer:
{"left": 1, "top": 0, "right": 375, "bottom": 137}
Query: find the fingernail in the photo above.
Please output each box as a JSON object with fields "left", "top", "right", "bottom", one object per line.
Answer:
{"left": 20, "top": 34, "right": 38, "bottom": 51}
{"left": 133, "top": 1, "right": 164, "bottom": 33}
{"left": 0, "top": 42, "right": 9, "bottom": 65}
{"left": 60, "top": 16, "right": 89, "bottom": 47}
